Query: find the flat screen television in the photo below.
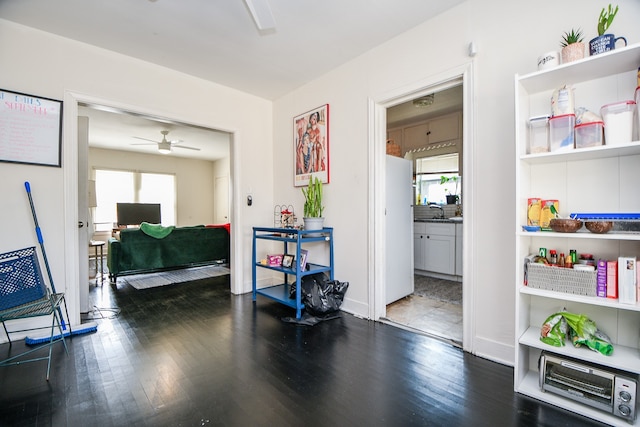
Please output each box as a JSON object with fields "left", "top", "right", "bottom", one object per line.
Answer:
{"left": 116, "top": 203, "right": 161, "bottom": 226}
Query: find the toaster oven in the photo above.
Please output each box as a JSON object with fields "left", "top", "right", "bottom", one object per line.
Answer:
{"left": 539, "top": 352, "right": 637, "bottom": 422}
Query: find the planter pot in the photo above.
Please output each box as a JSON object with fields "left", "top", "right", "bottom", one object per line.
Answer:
{"left": 303, "top": 217, "right": 325, "bottom": 236}
{"left": 561, "top": 43, "right": 585, "bottom": 64}
{"left": 446, "top": 195, "right": 458, "bottom": 205}
{"left": 589, "top": 34, "right": 627, "bottom": 56}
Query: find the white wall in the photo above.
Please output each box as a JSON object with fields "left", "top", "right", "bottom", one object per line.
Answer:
{"left": 89, "top": 147, "right": 219, "bottom": 227}
{"left": 0, "top": 19, "right": 273, "bottom": 333}
{"left": 272, "top": 0, "right": 640, "bottom": 364}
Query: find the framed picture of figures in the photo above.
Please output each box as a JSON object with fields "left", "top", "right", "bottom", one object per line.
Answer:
{"left": 293, "top": 104, "right": 329, "bottom": 187}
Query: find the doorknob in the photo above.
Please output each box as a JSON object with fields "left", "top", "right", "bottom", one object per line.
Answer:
{"left": 78, "top": 221, "right": 85, "bottom": 228}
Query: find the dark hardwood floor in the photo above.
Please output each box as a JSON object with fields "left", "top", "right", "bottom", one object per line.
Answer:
{"left": 0, "top": 275, "right": 607, "bottom": 426}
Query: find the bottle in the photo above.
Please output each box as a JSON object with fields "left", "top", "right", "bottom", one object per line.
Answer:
{"left": 565, "top": 254, "right": 573, "bottom": 269}
{"left": 570, "top": 249, "right": 577, "bottom": 264}
{"left": 549, "top": 249, "right": 558, "bottom": 265}
{"left": 559, "top": 253, "right": 565, "bottom": 268}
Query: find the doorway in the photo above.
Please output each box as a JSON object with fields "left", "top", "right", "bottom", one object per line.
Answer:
{"left": 370, "top": 64, "right": 474, "bottom": 352}
{"left": 384, "top": 85, "right": 463, "bottom": 345}
{"left": 72, "top": 97, "right": 235, "bottom": 313}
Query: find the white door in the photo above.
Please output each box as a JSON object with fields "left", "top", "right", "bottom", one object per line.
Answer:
{"left": 385, "top": 155, "right": 414, "bottom": 304}
{"left": 214, "top": 175, "right": 229, "bottom": 224}
{"left": 77, "top": 116, "right": 90, "bottom": 313}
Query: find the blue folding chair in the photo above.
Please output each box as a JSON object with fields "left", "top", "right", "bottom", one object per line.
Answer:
{"left": 0, "top": 246, "right": 69, "bottom": 380}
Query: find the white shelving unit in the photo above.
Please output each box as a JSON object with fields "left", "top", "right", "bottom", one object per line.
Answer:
{"left": 514, "top": 43, "right": 640, "bottom": 427}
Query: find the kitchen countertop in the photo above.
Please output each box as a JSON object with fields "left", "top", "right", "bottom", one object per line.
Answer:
{"left": 415, "top": 218, "right": 463, "bottom": 223}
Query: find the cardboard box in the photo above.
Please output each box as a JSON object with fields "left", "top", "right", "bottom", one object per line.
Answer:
{"left": 540, "top": 200, "right": 559, "bottom": 231}
{"left": 527, "top": 198, "right": 541, "bottom": 226}
{"left": 596, "top": 259, "right": 607, "bottom": 297}
{"left": 607, "top": 260, "right": 618, "bottom": 299}
{"left": 618, "top": 257, "right": 637, "bottom": 304}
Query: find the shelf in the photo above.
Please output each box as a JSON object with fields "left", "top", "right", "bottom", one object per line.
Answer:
{"left": 517, "top": 42, "right": 640, "bottom": 93}
{"left": 520, "top": 285, "right": 640, "bottom": 312}
{"left": 517, "top": 230, "right": 640, "bottom": 241}
{"left": 255, "top": 284, "right": 298, "bottom": 309}
{"left": 516, "top": 372, "right": 639, "bottom": 427}
{"left": 253, "top": 262, "right": 331, "bottom": 276}
{"left": 519, "top": 326, "right": 640, "bottom": 373}
{"left": 520, "top": 140, "right": 640, "bottom": 165}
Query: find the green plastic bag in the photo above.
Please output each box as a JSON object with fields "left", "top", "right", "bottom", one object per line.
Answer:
{"left": 539, "top": 311, "right": 613, "bottom": 356}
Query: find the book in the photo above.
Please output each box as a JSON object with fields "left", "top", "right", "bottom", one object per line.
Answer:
{"left": 618, "top": 257, "right": 636, "bottom": 304}
{"left": 607, "top": 260, "right": 618, "bottom": 299}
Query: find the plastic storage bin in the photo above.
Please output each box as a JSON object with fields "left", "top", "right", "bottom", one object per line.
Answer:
{"left": 549, "top": 114, "right": 575, "bottom": 152}
{"left": 527, "top": 115, "right": 549, "bottom": 154}
{"left": 601, "top": 100, "right": 635, "bottom": 145}
{"left": 574, "top": 121, "right": 604, "bottom": 148}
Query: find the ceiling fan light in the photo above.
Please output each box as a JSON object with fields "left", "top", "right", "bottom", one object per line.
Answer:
{"left": 158, "top": 141, "right": 172, "bottom": 154}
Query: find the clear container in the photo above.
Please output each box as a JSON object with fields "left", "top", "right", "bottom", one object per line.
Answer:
{"left": 574, "top": 121, "right": 604, "bottom": 149}
{"left": 600, "top": 100, "right": 636, "bottom": 145}
{"left": 527, "top": 115, "right": 549, "bottom": 154}
{"left": 549, "top": 114, "right": 575, "bottom": 152}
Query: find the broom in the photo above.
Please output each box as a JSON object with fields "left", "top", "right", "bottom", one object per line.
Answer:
{"left": 23, "top": 181, "right": 98, "bottom": 345}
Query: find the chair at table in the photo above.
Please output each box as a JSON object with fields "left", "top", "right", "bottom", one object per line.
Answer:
{"left": 0, "top": 246, "right": 69, "bottom": 380}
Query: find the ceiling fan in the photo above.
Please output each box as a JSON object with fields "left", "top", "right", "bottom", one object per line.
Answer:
{"left": 132, "top": 130, "right": 200, "bottom": 154}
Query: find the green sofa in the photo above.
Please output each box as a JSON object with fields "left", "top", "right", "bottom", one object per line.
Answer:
{"left": 107, "top": 224, "right": 229, "bottom": 282}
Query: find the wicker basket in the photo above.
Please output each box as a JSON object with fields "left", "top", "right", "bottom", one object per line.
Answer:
{"left": 386, "top": 140, "right": 402, "bottom": 157}
{"left": 526, "top": 262, "right": 596, "bottom": 296}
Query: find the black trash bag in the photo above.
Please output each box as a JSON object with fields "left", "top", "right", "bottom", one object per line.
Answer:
{"left": 301, "top": 273, "right": 349, "bottom": 316}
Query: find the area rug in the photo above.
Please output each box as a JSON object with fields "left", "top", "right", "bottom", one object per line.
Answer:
{"left": 122, "top": 265, "right": 230, "bottom": 290}
{"left": 413, "top": 275, "right": 462, "bottom": 305}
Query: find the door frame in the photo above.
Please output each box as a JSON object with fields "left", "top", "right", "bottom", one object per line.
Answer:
{"left": 368, "top": 62, "right": 475, "bottom": 352}
{"left": 61, "top": 91, "right": 241, "bottom": 325}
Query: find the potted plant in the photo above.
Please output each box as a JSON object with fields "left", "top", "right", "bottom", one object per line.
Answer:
{"left": 560, "top": 28, "right": 585, "bottom": 63}
{"left": 440, "top": 175, "right": 459, "bottom": 205}
{"left": 589, "top": 4, "right": 626, "bottom": 55}
{"left": 301, "top": 176, "right": 324, "bottom": 231}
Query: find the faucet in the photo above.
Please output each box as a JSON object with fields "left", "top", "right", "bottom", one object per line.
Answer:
{"left": 429, "top": 203, "right": 445, "bottom": 219}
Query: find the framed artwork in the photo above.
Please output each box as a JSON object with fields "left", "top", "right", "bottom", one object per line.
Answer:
{"left": 294, "top": 104, "right": 329, "bottom": 187}
{"left": 298, "top": 249, "right": 308, "bottom": 271}
{"left": 282, "top": 254, "right": 295, "bottom": 269}
{"left": 0, "top": 88, "right": 63, "bottom": 167}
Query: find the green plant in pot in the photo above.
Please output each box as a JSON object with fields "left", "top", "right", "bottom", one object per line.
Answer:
{"left": 440, "top": 175, "right": 459, "bottom": 205}
{"left": 560, "top": 28, "right": 585, "bottom": 63}
{"left": 590, "top": 4, "right": 626, "bottom": 55}
{"left": 301, "top": 177, "right": 324, "bottom": 231}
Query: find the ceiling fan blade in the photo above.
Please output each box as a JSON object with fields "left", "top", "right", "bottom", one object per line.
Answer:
{"left": 173, "top": 145, "right": 201, "bottom": 151}
{"left": 131, "top": 142, "right": 158, "bottom": 146}
{"left": 133, "top": 136, "right": 161, "bottom": 143}
{"left": 244, "top": 0, "right": 276, "bottom": 30}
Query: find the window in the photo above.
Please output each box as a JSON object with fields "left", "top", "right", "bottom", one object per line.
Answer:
{"left": 94, "top": 169, "right": 176, "bottom": 231}
{"left": 414, "top": 153, "right": 460, "bottom": 205}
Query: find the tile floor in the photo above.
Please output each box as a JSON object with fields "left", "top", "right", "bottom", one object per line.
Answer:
{"left": 385, "top": 276, "right": 463, "bottom": 345}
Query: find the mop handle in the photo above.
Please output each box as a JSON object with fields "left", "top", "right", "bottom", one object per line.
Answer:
{"left": 24, "top": 181, "right": 59, "bottom": 295}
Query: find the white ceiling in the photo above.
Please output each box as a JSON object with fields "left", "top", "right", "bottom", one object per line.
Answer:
{"left": 1, "top": 0, "right": 464, "bottom": 160}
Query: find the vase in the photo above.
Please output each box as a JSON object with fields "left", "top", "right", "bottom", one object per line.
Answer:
{"left": 303, "top": 217, "right": 325, "bottom": 236}
{"left": 561, "top": 43, "right": 585, "bottom": 64}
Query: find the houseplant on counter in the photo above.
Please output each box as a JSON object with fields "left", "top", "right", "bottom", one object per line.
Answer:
{"left": 440, "top": 175, "right": 459, "bottom": 205}
{"left": 589, "top": 4, "right": 626, "bottom": 55}
{"left": 560, "top": 28, "right": 585, "bottom": 63}
{"left": 301, "top": 176, "right": 324, "bottom": 231}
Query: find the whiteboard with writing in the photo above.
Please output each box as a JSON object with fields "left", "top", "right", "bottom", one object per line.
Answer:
{"left": 0, "top": 89, "right": 63, "bottom": 167}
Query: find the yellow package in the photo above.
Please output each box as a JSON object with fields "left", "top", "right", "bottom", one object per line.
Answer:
{"left": 540, "top": 200, "right": 559, "bottom": 231}
{"left": 527, "top": 198, "right": 541, "bottom": 226}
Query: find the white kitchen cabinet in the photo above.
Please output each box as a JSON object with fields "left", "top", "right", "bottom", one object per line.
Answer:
{"left": 403, "top": 112, "right": 461, "bottom": 152}
{"left": 514, "top": 43, "right": 640, "bottom": 427}
{"left": 455, "top": 223, "right": 462, "bottom": 276}
{"left": 414, "top": 222, "right": 455, "bottom": 275}
{"left": 387, "top": 128, "right": 403, "bottom": 146}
